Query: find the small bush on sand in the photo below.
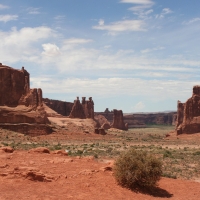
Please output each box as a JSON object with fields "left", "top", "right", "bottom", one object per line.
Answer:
{"left": 113, "top": 148, "right": 162, "bottom": 189}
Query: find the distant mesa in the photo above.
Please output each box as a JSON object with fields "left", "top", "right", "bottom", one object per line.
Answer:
{"left": 95, "top": 109, "right": 176, "bottom": 128}
{"left": 176, "top": 85, "right": 200, "bottom": 134}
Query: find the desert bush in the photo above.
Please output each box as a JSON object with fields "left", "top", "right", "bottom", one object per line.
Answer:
{"left": 113, "top": 148, "right": 162, "bottom": 189}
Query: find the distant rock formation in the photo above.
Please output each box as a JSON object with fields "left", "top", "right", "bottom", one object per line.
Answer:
{"left": 43, "top": 96, "right": 95, "bottom": 120}
{"left": 43, "top": 98, "right": 74, "bottom": 116}
{"left": 176, "top": 85, "right": 200, "bottom": 134}
{"left": 82, "top": 97, "right": 94, "bottom": 119}
{"left": 172, "top": 114, "right": 177, "bottom": 126}
{"left": 111, "top": 109, "right": 128, "bottom": 130}
{"left": 69, "top": 97, "right": 86, "bottom": 119}
{"left": 94, "top": 114, "right": 111, "bottom": 129}
{"left": 0, "top": 63, "right": 51, "bottom": 135}
{"left": 95, "top": 110, "right": 176, "bottom": 128}
{"left": 124, "top": 112, "right": 176, "bottom": 127}
{"left": 69, "top": 97, "right": 94, "bottom": 119}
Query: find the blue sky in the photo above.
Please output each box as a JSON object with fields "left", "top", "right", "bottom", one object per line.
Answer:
{"left": 0, "top": 0, "right": 200, "bottom": 112}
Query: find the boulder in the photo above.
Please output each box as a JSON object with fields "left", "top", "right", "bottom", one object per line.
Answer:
{"left": 94, "top": 114, "right": 111, "bottom": 127}
{"left": 99, "top": 128, "right": 106, "bottom": 135}
{"left": 0, "top": 146, "right": 14, "bottom": 153}
{"left": 101, "top": 122, "right": 111, "bottom": 130}
{"left": 29, "top": 147, "right": 50, "bottom": 154}
{"left": 94, "top": 128, "right": 99, "bottom": 134}
{"left": 52, "top": 150, "right": 68, "bottom": 156}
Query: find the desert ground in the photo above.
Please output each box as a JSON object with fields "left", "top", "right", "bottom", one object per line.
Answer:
{"left": 1, "top": 121, "right": 200, "bottom": 200}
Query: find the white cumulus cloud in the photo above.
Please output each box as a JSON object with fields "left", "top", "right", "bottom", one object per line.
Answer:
{"left": 0, "top": 4, "right": 9, "bottom": 9}
{"left": 93, "top": 20, "right": 146, "bottom": 33}
{"left": 134, "top": 102, "right": 145, "bottom": 111}
{"left": 98, "top": 19, "right": 104, "bottom": 26}
{"left": 42, "top": 43, "right": 60, "bottom": 57}
{"left": 156, "top": 8, "right": 173, "bottom": 19}
{"left": 0, "top": 26, "right": 55, "bottom": 63}
{"left": 120, "top": 0, "right": 153, "bottom": 5}
{"left": 0, "top": 15, "right": 18, "bottom": 22}
{"left": 27, "top": 7, "right": 41, "bottom": 14}
{"left": 183, "top": 18, "right": 200, "bottom": 25}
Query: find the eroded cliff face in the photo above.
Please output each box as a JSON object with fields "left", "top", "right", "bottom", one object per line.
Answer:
{"left": 0, "top": 65, "right": 29, "bottom": 106}
{"left": 176, "top": 85, "right": 200, "bottom": 134}
{"left": 111, "top": 109, "right": 128, "bottom": 130}
{"left": 0, "top": 64, "right": 51, "bottom": 135}
{"left": 69, "top": 97, "right": 94, "bottom": 119}
{"left": 43, "top": 98, "right": 74, "bottom": 116}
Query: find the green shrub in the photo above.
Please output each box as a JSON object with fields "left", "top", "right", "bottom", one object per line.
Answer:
{"left": 193, "top": 151, "right": 200, "bottom": 156}
{"left": 113, "top": 148, "right": 162, "bottom": 189}
{"left": 163, "top": 150, "right": 173, "bottom": 158}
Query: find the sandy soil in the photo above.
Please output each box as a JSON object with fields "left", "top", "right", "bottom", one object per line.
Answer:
{"left": 0, "top": 148, "right": 200, "bottom": 200}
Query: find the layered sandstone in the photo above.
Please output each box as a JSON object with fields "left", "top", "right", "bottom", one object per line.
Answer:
{"left": 0, "top": 64, "right": 51, "bottom": 135}
{"left": 0, "top": 64, "right": 30, "bottom": 106}
{"left": 111, "top": 109, "right": 128, "bottom": 130}
{"left": 176, "top": 85, "right": 200, "bottom": 134}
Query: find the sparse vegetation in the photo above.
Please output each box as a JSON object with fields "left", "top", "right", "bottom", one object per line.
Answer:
{"left": 1, "top": 125, "right": 200, "bottom": 180}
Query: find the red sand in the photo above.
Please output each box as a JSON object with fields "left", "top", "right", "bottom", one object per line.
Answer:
{"left": 0, "top": 149, "right": 200, "bottom": 200}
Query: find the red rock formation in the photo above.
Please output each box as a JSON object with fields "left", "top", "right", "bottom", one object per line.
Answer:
{"left": 101, "top": 123, "right": 111, "bottom": 130}
{"left": 69, "top": 97, "right": 86, "bottom": 119}
{"left": 69, "top": 97, "right": 94, "bottom": 119}
{"left": 172, "top": 114, "right": 177, "bottom": 126}
{"left": 94, "top": 128, "right": 107, "bottom": 135}
{"left": 0, "top": 64, "right": 30, "bottom": 106}
{"left": 94, "top": 114, "right": 110, "bottom": 127}
{"left": 43, "top": 98, "right": 74, "bottom": 116}
{"left": 0, "top": 64, "right": 51, "bottom": 135}
{"left": 111, "top": 109, "right": 128, "bottom": 130}
{"left": 82, "top": 97, "right": 94, "bottom": 119}
{"left": 176, "top": 85, "right": 200, "bottom": 134}
{"left": 95, "top": 110, "right": 176, "bottom": 127}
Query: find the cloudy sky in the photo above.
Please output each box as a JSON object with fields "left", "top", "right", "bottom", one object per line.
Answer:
{"left": 0, "top": 0, "right": 200, "bottom": 112}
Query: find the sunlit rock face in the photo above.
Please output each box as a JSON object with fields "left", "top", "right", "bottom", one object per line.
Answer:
{"left": 0, "top": 64, "right": 30, "bottom": 106}
{"left": 0, "top": 63, "right": 51, "bottom": 135}
{"left": 176, "top": 85, "right": 200, "bottom": 134}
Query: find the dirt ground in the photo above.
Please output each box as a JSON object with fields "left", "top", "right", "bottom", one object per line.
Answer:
{"left": 0, "top": 147, "right": 200, "bottom": 200}
{"left": 1, "top": 119, "right": 200, "bottom": 200}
